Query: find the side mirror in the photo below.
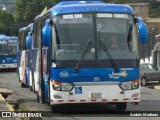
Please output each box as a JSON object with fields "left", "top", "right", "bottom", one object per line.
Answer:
{"left": 26, "top": 32, "right": 32, "bottom": 49}
{"left": 136, "top": 17, "right": 148, "bottom": 44}
{"left": 42, "top": 19, "right": 52, "bottom": 46}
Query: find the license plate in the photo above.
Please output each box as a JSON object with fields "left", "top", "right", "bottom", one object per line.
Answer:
{"left": 91, "top": 93, "right": 102, "bottom": 98}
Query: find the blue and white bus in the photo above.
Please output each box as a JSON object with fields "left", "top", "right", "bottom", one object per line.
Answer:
{"left": 29, "top": 0, "right": 148, "bottom": 111}
{"left": 0, "top": 34, "right": 17, "bottom": 70}
{"left": 17, "top": 24, "right": 33, "bottom": 88}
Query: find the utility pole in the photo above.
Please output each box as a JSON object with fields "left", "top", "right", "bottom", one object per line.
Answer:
{"left": 0, "top": 4, "right": 6, "bottom": 11}
{"left": 0, "top": 2, "right": 16, "bottom": 11}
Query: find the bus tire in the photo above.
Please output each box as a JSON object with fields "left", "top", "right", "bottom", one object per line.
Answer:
{"left": 36, "top": 94, "right": 45, "bottom": 103}
{"left": 21, "top": 83, "right": 25, "bottom": 88}
{"left": 47, "top": 82, "right": 50, "bottom": 106}
{"left": 18, "top": 74, "right": 20, "bottom": 82}
{"left": 37, "top": 94, "right": 40, "bottom": 103}
{"left": 32, "top": 79, "right": 35, "bottom": 92}
{"left": 47, "top": 100, "right": 50, "bottom": 106}
{"left": 115, "top": 102, "right": 127, "bottom": 111}
{"left": 30, "top": 85, "right": 33, "bottom": 91}
{"left": 51, "top": 105, "right": 59, "bottom": 113}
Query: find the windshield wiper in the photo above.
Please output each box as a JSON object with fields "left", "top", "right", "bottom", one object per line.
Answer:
{"left": 74, "top": 40, "right": 92, "bottom": 73}
{"left": 98, "top": 31, "right": 119, "bottom": 73}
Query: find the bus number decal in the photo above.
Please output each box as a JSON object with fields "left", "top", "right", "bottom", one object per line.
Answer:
{"left": 62, "top": 14, "right": 83, "bottom": 19}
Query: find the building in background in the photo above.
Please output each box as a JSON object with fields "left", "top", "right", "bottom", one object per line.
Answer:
{"left": 128, "top": 3, "right": 149, "bottom": 20}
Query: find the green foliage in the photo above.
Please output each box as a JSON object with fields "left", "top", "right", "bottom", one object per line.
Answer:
{"left": 0, "top": 11, "right": 17, "bottom": 36}
{"left": 0, "top": 0, "right": 16, "bottom": 14}
{"left": 14, "top": 0, "right": 59, "bottom": 27}
{"left": 149, "top": 4, "right": 159, "bottom": 18}
{"left": 13, "top": 0, "right": 160, "bottom": 29}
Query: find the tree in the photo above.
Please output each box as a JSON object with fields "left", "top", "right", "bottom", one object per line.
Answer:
{"left": 149, "top": 4, "right": 159, "bottom": 18}
{"left": 14, "top": 0, "right": 58, "bottom": 27}
{"left": 0, "top": 11, "right": 17, "bottom": 36}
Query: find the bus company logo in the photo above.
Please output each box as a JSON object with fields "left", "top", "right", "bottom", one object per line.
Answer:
{"left": 13, "top": 59, "right": 17, "bottom": 62}
{"left": 109, "top": 71, "right": 128, "bottom": 79}
{"left": 59, "top": 71, "right": 69, "bottom": 78}
{"left": 94, "top": 77, "right": 100, "bottom": 81}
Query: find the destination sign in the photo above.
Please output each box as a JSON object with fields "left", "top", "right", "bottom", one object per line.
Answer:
{"left": 8, "top": 40, "right": 16, "bottom": 43}
{"left": 97, "top": 13, "right": 131, "bottom": 19}
{"left": 0, "top": 41, "right": 7, "bottom": 44}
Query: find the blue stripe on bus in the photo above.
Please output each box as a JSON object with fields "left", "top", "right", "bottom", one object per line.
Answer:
{"left": 0, "top": 57, "right": 17, "bottom": 64}
{"left": 50, "top": 68, "right": 139, "bottom": 83}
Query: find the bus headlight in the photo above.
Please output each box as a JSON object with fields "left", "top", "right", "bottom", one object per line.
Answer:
{"left": 51, "top": 80, "right": 74, "bottom": 92}
{"left": 53, "top": 84, "right": 61, "bottom": 91}
{"left": 119, "top": 80, "right": 139, "bottom": 90}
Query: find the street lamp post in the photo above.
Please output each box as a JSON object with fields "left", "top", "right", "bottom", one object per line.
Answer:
{"left": 0, "top": 4, "right": 6, "bottom": 11}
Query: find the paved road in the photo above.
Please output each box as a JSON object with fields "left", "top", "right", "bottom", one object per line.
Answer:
{"left": 0, "top": 71, "right": 160, "bottom": 120}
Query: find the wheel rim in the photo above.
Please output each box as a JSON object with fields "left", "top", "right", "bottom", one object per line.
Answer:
{"left": 141, "top": 78, "right": 146, "bottom": 86}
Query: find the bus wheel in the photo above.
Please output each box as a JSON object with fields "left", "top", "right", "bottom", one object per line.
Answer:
{"left": 47, "top": 100, "right": 50, "bottom": 106}
{"left": 37, "top": 94, "right": 44, "bottom": 103}
{"left": 47, "top": 83, "right": 50, "bottom": 106}
{"left": 18, "top": 74, "right": 20, "bottom": 81}
{"left": 30, "top": 85, "right": 33, "bottom": 91}
{"left": 21, "top": 82, "right": 26, "bottom": 88}
{"left": 32, "top": 80, "right": 35, "bottom": 92}
{"left": 37, "top": 94, "right": 40, "bottom": 103}
{"left": 115, "top": 103, "right": 127, "bottom": 111}
{"left": 51, "top": 105, "right": 59, "bottom": 113}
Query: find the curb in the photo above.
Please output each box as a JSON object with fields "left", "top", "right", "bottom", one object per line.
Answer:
{"left": 154, "top": 86, "right": 160, "bottom": 90}
{"left": 0, "top": 93, "right": 14, "bottom": 111}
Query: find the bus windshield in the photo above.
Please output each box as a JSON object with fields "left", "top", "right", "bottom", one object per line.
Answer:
{"left": 96, "top": 13, "right": 139, "bottom": 60}
{"left": 52, "top": 14, "right": 94, "bottom": 60}
{"left": 52, "top": 13, "right": 139, "bottom": 68}
{"left": 0, "top": 40, "right": 17, "bottom": 56}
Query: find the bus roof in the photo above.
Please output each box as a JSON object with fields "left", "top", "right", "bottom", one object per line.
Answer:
{"left": 0, "top": 34, "right": 7, "bottom": 37}
{"left": 34, "top": 1, "right": 134, "bottom": 21}
{"left": 51, "top": 1, "right": 134, "bottom": 16}
{"left": 27, "top": 23, "right": 33, "bottom": 32}
{"left": 19, "top": 23, "right": 33, "bottom": 33}
{"left": 19, "top": 27, "right": 27, "bottom": 32}
{"left": 0, "top": 36, "right": 17, "bottom": 41}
